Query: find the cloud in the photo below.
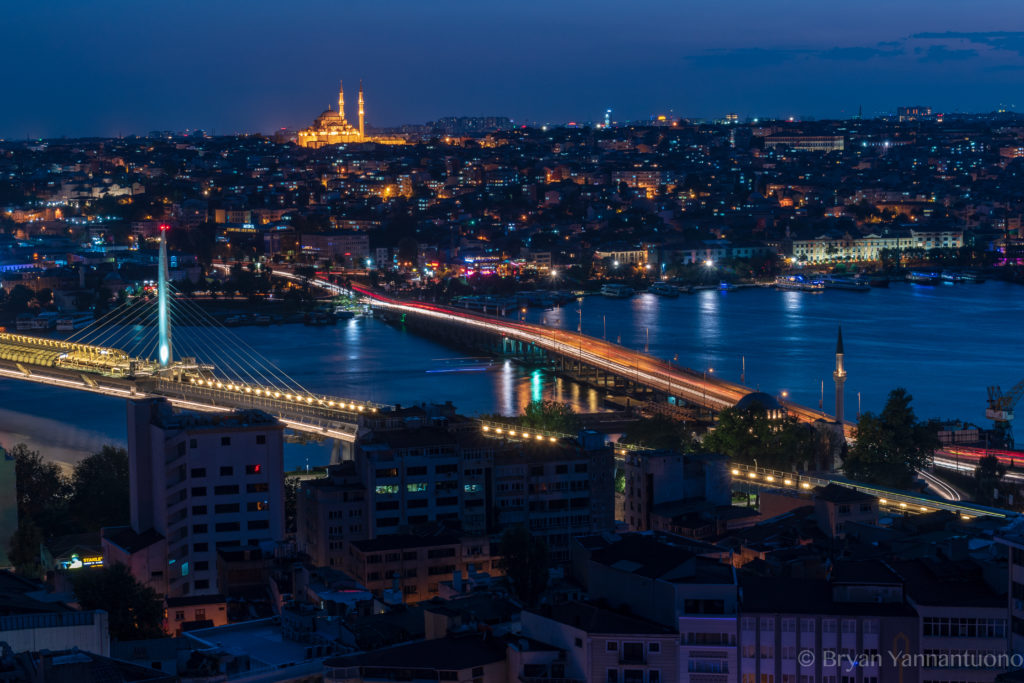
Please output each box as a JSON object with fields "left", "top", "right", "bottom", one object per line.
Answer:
{"left": 819, "top": 46, "right": 903, "bottom": 61}
{"left": 685, "top": 47, "right": 812, "bottom": 69}
{"left": 911, "top": 31, "right": 1024, "bottom": 57}
{"left": 918, "top": 44, "right": 979, "bottom": 63}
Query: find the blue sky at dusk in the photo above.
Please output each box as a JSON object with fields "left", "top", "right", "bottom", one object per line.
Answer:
{"left": 2, "top": 0, "right": 1023, "bottom": 137}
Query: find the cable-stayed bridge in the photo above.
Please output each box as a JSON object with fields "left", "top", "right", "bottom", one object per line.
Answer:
{"left": 0, "top": 240, "right": 385, "bottom": 442}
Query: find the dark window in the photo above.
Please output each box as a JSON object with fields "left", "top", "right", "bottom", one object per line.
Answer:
{"left": 177, "top": 442, "right": 186, "bottom": 457}
{"left": 409, "top": 515, "right": 428, "bottom": 524}
{"left": 193, "top": 543, "right": 208, "bottom": 552}
{"left": 215, "top": 503, "right": 240, "bottom": 514}
{"left": 575, "top": 463, "right": 588, "bottom": 473}
{"left": 195, "top": 561, "right": 209, "bottom": 571}
{"left": 530, "top": 465, "right": 544, "bottom": 476}
{"left": 248, "top": 520, "right": 270, "bottom": 530}
{"left": 607, "top": 671, "right": 618, "bottom": 683}
{"left": 649, "top": 642, "right": 660, "bottom": 653}
{"left": 407, "top": 466, "right": 427, "bottom": 476}
{"left": 427, "top": 548, "right": 456, "bottom": 559}
{"left": 256, "top": 435, "right": 266, "bottom": 445}
{"left": 221, "top": 437, "right": 231, "bottom": 446}
{"left": 375, "top": 468, "right": 398, "bottom": 478}
{"left": 245, "top": 464, "right": 262, "bottom": 475}
{"left": 215, "top": 522, "right": 240, "bottom": 532}
{"left": 377, "top": 517, "right": 399, "bottom": 527}
{"left": 192, "top": 505, "right": 207, "bottom": 515}
{"left": 215, "top": 485, "right": 239, "bottom": 495}
{"left": 192, "top": 524, "right": 208, "bottom": 533}
{"left": 220, "top": 466, "right": 233, "bottom": 476}
{"left": 435, "top": 464, "right": 458, "bottom": 474}
{"left": 191, "top": 468, "right": 206, "bottom": 478}
{"left": 247, "top": 483, "right": 269, "bottom": 493}
{"left": 556, "top": 464, "right": 568, "bottom": 474}
{"left": 175, "top": 610, "right": 185, "bottom": 621}
{"left": 376, "top": 501, "right": 400, "bottom": 511}
{"left": 191, "top": 487, "right": 207, "bottom": 497}
{"left": 194, "top": 579, "right": 209, "bottom": 590}
{"left": 408, "top": 499, "right": 428, "bottom": 508}
{"left": 189, "top": 439, "right": 197, "bottom": 448}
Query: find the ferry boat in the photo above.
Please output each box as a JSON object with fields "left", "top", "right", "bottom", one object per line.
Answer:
{"left": 647, "top": 282, "right": 679, "bottom": 297}
{"left": 600, "top": 283, "right": 635, "bottom": 298}
{"left": 906, "top": 271, "right": 940, "bottom": 286}
{"left": 774, "top": 275, "right": 825, "bottom": 292}
{"left": 303, "top": 311, "right": 335, "bottom": 326}
{"left": 823, "top": 276, "right": 870, "bottom": 293}
{"left": 56, "top": 314, "right": 94, "bottom": 331}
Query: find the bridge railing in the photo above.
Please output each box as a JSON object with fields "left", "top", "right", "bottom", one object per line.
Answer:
{"left": 730, "top": 462, "right": 1011, "bottom": 520}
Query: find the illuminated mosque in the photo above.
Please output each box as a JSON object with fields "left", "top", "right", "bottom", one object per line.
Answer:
{"left": 296, "top": 80, "right": 404, "bottom": 148}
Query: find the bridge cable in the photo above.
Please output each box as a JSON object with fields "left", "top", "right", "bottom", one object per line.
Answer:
{"left": 165, "top": 292, "right": 291, "bottom": 392}
{"left": 167, "top": 286, "right": 312, "bottom": 395}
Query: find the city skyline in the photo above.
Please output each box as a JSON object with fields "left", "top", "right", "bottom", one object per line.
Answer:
{"left": 3, "top": 0, "right": 1024, "bottom": 138}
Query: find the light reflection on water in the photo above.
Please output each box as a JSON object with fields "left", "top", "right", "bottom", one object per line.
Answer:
{"left": 3, "top": 282, "right": 1023, "bottom": 468}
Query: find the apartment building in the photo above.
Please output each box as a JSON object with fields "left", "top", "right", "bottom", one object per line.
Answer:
{"left": 738, "top": 563, "right": 920, "bottom": 683}
{"left": 106, "top": 398, "right": 285, "bottom": 598}
{"left": 298, "top": 423, "right": 615, "bottom": 567}
{"left": 341, "top": 533, "right": 499, "bottom": 603}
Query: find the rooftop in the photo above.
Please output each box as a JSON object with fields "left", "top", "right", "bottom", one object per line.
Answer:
{"left": 528, "top": 601, "right": 676, "bottom": 635}
{"left": 325, "top": 632, "right": 507, "bottom": 672}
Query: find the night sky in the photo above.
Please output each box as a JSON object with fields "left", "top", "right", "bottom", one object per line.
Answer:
{"left": 3, "top": 0, "right": 1023, "bottom": 138}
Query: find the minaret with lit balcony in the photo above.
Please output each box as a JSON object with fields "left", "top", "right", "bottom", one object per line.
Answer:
{"left": 358, "top": 81, "right": 365, "bottom": 140}
{"left": 833, "top": 325, "right": 846, "bottom": 422}
{"left": 337, "top": 80, "right": 346, "bottom": 123}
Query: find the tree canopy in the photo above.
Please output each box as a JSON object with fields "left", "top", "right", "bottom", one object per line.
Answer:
{"left": 72, "top": 564, "right": 165, "bottom": 641}
{"left": 843, "top": 388, "right": 939, "bottom": 488}
{"left": 702, "top": 406, "right": 820, "bottom": 471}
{"left": 70, "top": 445, "right": 130, "bottom": 531}
{"left": 520, "top": 400, "right": 582, "bottom": 434}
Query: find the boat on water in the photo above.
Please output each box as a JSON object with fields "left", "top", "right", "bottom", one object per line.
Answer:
{"left": 907, "top": 271, "right": 941, "bottom": 285}
{"left": 56, "top": 314, "right": 94, "bottom": 331}
{"left": 333, "top": 309, "right": 356, "bottom": 320}
{"left": 774, "top": 275, "right": 825, "bottom": 292}
{"left": 823, "top": 276, "right": 870, "bottom": 292}
{"left": 303, "top": 311, "right": 335, "bottom": 326}
{"left": 647, "top": 282, "right": 679, "bottom": 297}
{"left": 600, "top": 283, "right": 635, "bottom": 298}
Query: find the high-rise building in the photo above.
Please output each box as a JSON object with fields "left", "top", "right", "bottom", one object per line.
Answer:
{"left": 105, "top": 398, "right": 285, "bottom": 598}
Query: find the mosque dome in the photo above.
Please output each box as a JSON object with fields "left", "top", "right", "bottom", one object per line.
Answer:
{"left": 735, "top": 392, "right": 786, "bottom": 419}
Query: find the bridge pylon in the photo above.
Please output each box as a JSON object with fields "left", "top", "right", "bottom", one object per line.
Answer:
{"left": 157, "top": 225, "right": 172, "bottom": 367}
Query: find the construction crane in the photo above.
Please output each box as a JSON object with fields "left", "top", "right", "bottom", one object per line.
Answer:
{"left": 987, "top": 379, "right": 1024, "bottom": 448}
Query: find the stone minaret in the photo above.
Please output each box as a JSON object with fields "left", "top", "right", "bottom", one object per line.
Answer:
{"left": 833, "top": 325, "right": 847, "bottom": 422}
{"left": 358, "top": 81, "right": 365, "bottom": 140}
{"left": 338, "top": 80, "right": 346, "bottom": 122}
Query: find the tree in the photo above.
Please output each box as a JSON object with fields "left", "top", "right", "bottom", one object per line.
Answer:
{"left": 843, "top": 388, "right": 939, "bottom": 488}
{"left": 73, "top": 564, "right": 165, "bottom": 641}
{"left": 11, "top": 443, "right": 70, "bottom": 535}
{"left": 702, "top": 407, "right": 818, "bottom": 471}
{"left": 8, "top": 517, "right": 44, "bottom": 579}
{"left": 974, "top": 455, "right": 1006, "bottom": 506}
{"left": 500, "top": 526, "right": 549, "bottom": 606}
{"left": 70, "top": 446, "right": 129, "bottom": 532}
{"left": 620, "top": 414, "right": 693, "bottom": 451}
{"left": 520, "top": 400, "right": 581, "bottom": 434}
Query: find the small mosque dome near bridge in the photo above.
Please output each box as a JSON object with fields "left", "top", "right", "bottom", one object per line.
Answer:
{"left": 735, "top": 391, "right": 787, "bottom": 420}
